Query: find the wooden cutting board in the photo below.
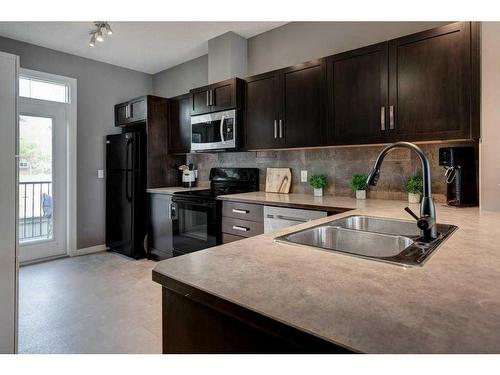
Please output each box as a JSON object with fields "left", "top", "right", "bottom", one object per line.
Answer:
{"left": 265, "top": 168, "right": 292, "bottom": 193}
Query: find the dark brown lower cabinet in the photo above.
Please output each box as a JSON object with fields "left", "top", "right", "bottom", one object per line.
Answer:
{"left": 154, "top": 278, "right": 354, "bottom": 353}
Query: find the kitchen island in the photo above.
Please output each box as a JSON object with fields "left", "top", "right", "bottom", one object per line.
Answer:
{"left": 152, "top": 193, "right": 500, "bottom": 353}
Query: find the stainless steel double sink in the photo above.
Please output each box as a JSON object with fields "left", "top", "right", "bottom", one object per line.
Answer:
{"left": 274, "top": 215, "right": 457, "bottom": 267}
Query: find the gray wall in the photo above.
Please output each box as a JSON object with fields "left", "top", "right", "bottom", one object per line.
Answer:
{"left": 208, "top": 32, "right": 247, "bottom": 83}
{"left": 0, "top": 36, "right": 152, "bottom": 249}
{"left": 152, "top": 54, "right": 207, "bottom": 98}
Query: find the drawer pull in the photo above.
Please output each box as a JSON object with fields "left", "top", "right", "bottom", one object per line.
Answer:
{"left": 232, "top": 225, "right": 250, "bottom": 232}
{"left": 232, "top": 208, "right": 249, "bottom": 214}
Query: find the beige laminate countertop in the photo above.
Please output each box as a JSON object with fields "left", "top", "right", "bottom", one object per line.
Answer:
{"left": 153, "top": 194, "right": 500, "bottom": 353}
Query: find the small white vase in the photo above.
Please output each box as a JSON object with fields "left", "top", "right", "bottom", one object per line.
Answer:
{"left": 408, "top": 192, "right": 421, "bottom": 204}
{"left": 356, "top": 190, "right": 366, "bottom": 200}
{"left": 313, "top": 188, "right": 323, "bottom": 197}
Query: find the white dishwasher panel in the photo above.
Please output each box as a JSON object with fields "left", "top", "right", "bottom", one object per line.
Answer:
{"left": 264, "top": 206, "right": 327, "bottom": 233}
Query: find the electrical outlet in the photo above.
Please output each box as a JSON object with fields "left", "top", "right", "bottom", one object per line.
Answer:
{"left": 97, "top": 169, "right": 104, "bottom": 179}
{"left": 301, "top": 170, "right": 308, "bottom": 182}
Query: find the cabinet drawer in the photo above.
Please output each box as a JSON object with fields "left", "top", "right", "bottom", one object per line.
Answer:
{"left": 222, "top": 217, "right": 264, "bottom": 238}
{"left": 222, "top": 201, "right": 263, "bottom": 222}
{"left": 222, "top": 233, "right": 245, "bottom": 244}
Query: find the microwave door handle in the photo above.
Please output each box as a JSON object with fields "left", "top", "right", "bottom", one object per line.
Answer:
{"left": 219, "top": 116, "right": 225, "bottom": 144}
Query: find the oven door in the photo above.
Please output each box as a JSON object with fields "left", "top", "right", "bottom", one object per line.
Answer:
{"left": 191, "top": 109, "right": 237, "bottom": 151}
{"left": 171, "top": 196, "right": 218, "bottom": 255}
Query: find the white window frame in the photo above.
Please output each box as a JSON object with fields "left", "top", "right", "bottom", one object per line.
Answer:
{"left": 19, "top": 68, "right": 77, "bottom": 257}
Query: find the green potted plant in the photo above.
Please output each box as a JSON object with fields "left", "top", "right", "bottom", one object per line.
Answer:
{"left": 351, "top": 174, "right": 368, "bottom": 200}
{"left": 406, "top": 175, "right": 423, "bottom": 204}
{"left": 309, "top": 174, "right": 327, "bottom": 197}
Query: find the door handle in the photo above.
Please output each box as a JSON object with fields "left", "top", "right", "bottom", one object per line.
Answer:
{"left": 380, "top": 106, "right": 386, "bottom": 131}
{"left": 220, "top": 116, "right": 226, "bottom": 144}
{"left": 274, "top": 120, "right": 278, "bottom": 139}
{"left": 232, "top": 225, "right": 250, "bottom": 232}
{"left": 389, "top": 105, "right": 395, "bottom": 130}
{"left": 279, "top": 119, "right": 284, "bottom": 138}
{"left": 232, "top": 208, "right": 249, "bottom": 214}
{"left": 125, "top": 138, "right": 132, "bottom": 201}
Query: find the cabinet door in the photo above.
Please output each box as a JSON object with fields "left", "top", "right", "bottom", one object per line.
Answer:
{"left": 168, "top": 94, "right": 191, "bottom": 153}
{"left": 245, "top": 72, "right": 283, "bottom": 149}
{"left": 148, "top": 193, "right": 173, "bottom": 259}
{"left": 130, "top": 98, "right": 147, "bottom": 122}
{"left": 191, "top": 85, "right": 212, "bottom": 115}
{"left": 328, "top": 42, "right": 388, "bottom": 145}
{"left": 388, "top": 22, "right": 472, "bottom": 141}
{"left": 281, "top": 59, "right": 328, "bottom": 148}
{"left": 115, "top": 103, "right": 129, "bottom": 126}
{"left": 211, "top": 78, "right": 237, "bottom": 112}
{"left": 115, "top": 97, "right": 147, "bottom": 126}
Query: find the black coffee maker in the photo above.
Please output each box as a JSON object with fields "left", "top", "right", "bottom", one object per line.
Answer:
{"left": 439, "top": 146, "right": 478, "bottom": 207}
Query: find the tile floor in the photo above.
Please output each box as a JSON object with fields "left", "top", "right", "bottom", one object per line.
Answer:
{"left": 18, "top": 251, "right": 162, "bottom": 353}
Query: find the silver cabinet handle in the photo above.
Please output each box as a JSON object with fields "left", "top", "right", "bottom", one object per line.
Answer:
{"left": 380, "top": 106, "right": 386, "bottom": 131}
{"left": 125, "top": 104, "right": 130, "bottom": 119}
{"left": 274, "top": 120, "right": 278, "bottom": 139}
{"left": 279, "top": 119, "right": 284, "bottom": 138}
{"left": 210, "top": 90, "right": 214, "bottom": 106}
{"left": 389, "top": 105, "right": 395, "bottom": 130}
{"left": 206, "top": 91, "right": 210, "bottom": 107}
{"left": 232, "top": 208, "right": 249, "bottom": 214}
{"left": 232, "top": 225, "right": 249, "bottom": 232}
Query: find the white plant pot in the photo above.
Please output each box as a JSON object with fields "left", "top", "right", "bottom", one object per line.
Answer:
{"left": 408, "top": 192, "right": 421, "bottom": 204}
{"left": 356, "top": 190, "right": 366, "bottom": 200}
{"left": 313, "top": 188, "right": 323, "bottom": 197}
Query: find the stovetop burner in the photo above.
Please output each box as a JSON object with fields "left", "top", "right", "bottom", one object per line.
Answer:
{"left": 173, "top": 168, "right": 259, "bottom": 200}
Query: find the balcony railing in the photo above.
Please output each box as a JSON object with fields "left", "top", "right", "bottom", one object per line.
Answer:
{"left": 19, "top": 181, "right": 52, "bottom": 243}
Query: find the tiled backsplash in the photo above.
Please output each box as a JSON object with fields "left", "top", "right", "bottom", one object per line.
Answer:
{"left": 187, "top": 142, "right": 477, "bottom": 202}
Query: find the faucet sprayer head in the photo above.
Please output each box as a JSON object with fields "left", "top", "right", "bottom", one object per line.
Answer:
{"left": 366, "top": 168, "right": 380, "bottom": 186}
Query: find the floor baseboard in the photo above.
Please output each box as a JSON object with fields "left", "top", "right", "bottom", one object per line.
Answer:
{"left": 74, "top": 244, "right": 107, "bottom": 256}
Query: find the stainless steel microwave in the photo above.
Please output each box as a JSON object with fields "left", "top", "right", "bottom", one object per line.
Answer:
{"left": 191, "top": 109, "right": 237, "bottom": 152}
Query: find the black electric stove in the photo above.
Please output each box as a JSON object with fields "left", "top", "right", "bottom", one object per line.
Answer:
{"left": 171, "top": 168, "right": 259, "bottom": 256}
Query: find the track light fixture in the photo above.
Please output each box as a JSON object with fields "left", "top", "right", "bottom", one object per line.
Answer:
{"left": 88, "top": 22, "right": 113, "bottom": 47}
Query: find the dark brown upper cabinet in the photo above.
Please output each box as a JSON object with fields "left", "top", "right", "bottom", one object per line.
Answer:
{"left": 245, "top": 59, "right": 328, "bottom": 150}
{"left": 328, "top": 21, "right": 479, "bottom": 145}
{"left": 281, "top": 60, "right": 328, "bottom": 148}
{"left": 387, "top": 21, "right": 476, "bottom": 141}
{"left": 190, "top": 77, "right": 245, "bottom": 115}
{"left": 245, "top": 72, "right": 284, "bottom": 149}
{"left": 115, "top": 97, "right": 148, "bottom": 127}
{"left": 327, "top": 42, "right": 388, "bottom": 145}
{"left": 168, "top": 93, "right": 191, "bottom": 154}
{"left": 114, "top": 95, "right": 185, "bottom": 188}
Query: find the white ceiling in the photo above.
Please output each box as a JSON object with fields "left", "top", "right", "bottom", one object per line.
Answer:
{"left": 0, "top": 22, "right": 287, "bottom": 74}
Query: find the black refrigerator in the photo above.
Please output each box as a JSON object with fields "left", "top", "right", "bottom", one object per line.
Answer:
{"left": 105, "top": 131, "right": 147, "bottom": 259}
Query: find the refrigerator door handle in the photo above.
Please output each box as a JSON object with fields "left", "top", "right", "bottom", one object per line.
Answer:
{"left": 125, "top": 138, "right": 133, "bottom": 201}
